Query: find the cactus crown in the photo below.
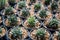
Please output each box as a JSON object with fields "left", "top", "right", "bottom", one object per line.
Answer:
{"left": 8, "top": 14, "right": 17, "bottom": 26}
{"left": 34, "top": 3, "right": 41, "bottom": 11}
{"left": 51, "top": 1, "right": 58, "bottom": 10}
{"left": 11, "top": 27, "right": 22, "bottom": 38}
{"left": 39, "top": 10, "right": 47, "bottom": 18}
{"left": 21, "top": 8, "right": 30, "bottom": 17}
{"left": 36, "top": 28, "right": 46, "bottom": 36}
{"left": 27, "top": 16, "right": 35, "bottom": 27}
{"left": 0, "top": 0, "right": 6, "bottom": 9}
{"left": 0, "top": 27, "right": 2, "bottom": 33}
{"left": 18, "top": 1, "right": 26, "bottom": 9}
{"left": 49, "top": 19, "right": 58, "bottom": 28}
{"left": 5, "top": 6, "right": 13, "bottom": 15}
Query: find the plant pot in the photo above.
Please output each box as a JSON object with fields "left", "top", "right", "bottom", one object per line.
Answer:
{"left": 53, "top": 31, "right": 59, "bottom": 40}
{"left": 4, "top": 7, "right": 18, "bottom": 18}
{"left": 8, "top": 27, "right": 28, "bottom": 40}
{"left": 23, "top": 19, "right": 40, "bottom": 30}
{"left": 36, "top": 10, "right": 52, "bottom": 25}
{"left": 4, "top": 15, "right": 22, "bottom": 28}
{"left": 30, "top": 28, "right": 50, "bottom": 40}
{"left": 46, "top": 18, "right": 59, "bottom": 31}
{"left": 0, "top": 26, "right": 8, "bottom": 40}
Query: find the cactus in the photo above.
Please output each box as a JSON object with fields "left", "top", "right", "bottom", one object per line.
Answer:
{"left": 44, "top": 0, "right": 51, "bottom": 5}
{"left": 39, "top": 10, "right": 47, "bottom": 18}
{"left": 36, "top": 28, "right": 46, "bottom": 37}
{"left": 11, "top": 27, "right": 22, "bottom": 38}
{"left": 8, "top": 14, "right": 18, "bottom": 26}
{"left": 27, "top": 16, "right": 35, "bottom": 27}
{"left": 21, "top": 8, "right": 30, "bottom": 17}
{"left": 51, "top": 1, "right": 58, "bottom": 10}
{"left": 34, "top": 3, "right": 41, "bottom": 11}
{"left": 18, "top": 1, "right": 26, "bottom": 9}
{"left": 5, "top": 6, "right": 13, "bottom": 15}
{"left": 0, "top": 27, "right": 2, "bottom": 33}
{"left": 0, "top": 0, "right": 6, "bottom": 10}
{"left": 48, "top": 19, "right": 58, "bottom": 29}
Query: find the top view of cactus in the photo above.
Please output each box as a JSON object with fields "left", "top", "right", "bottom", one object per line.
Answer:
{"left": 39, "top": 9, "right": 47, "bottom": 18}
{"left": 48, "top": 19, "right": 58, "bottom": 29}
{"left": 8, "top": 27, "right": 28, "bottom": 40}
{"left": 34, "top": 3, "right": 41, "bottom": 12}
{"left": 5, "top": 6, "right": 13, "bottom": 16}
{"left": 51, "top": 1, "right": 58, "bottom": 10}
{"left": 0, "top": 0, "right": 60, "bottom": 40}
{"left": 18, "top": 1, "right": 26, "bottom": 9}
{"left": 10, "top": 27, "right": 22, "bottom": 38}
{"left": 20, "top": 8, "right": 30, "bottom": 18}
{"left": 36, "top": 28, "right": 46, "bottom": 37}
{"left": 8, "top": 15, "right": 18, "bottom": 26}
{"left": 27, "top": 16, "right": 35, "bottom": 27}
{"left": 31, "top": 28, "right": 50, "bottom": 40}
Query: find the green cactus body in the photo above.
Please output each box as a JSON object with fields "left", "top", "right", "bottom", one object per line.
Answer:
{"left": 5, "top": 6, "right": 13, "bottom": 15}
{"left": 11, "top": 27, "right": 22, "bottom": 38}
{"left": 36, "top": 28, "right": 46, "bottom": 37}
{"left": 8, "top": 15, "right": 18, "bottom": 26}
{"left": 36, "top": 28, "right": 46, "bottom": 40}
{"left": 48, "top": 19, "right": 58, "bottom": 29}
{"left": 34, "top": 3, "right": 41, "bottom": 11}
{"left": 21, "top": 8, "right": 30, "bottom": 17}
{"left": 51, "top": 1, "right": 58, "bottom": 10}
{"left": 0, "top": 0, "right": 6, "bottom": 10}
{"left": 39, "top": 10, "right": 47, "bottom": 18}
{"left": 18, "top": 1, "right": 26, "bottom": 9}
{"left": 27, "top": 16, "right": 35, "bottom": 27}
